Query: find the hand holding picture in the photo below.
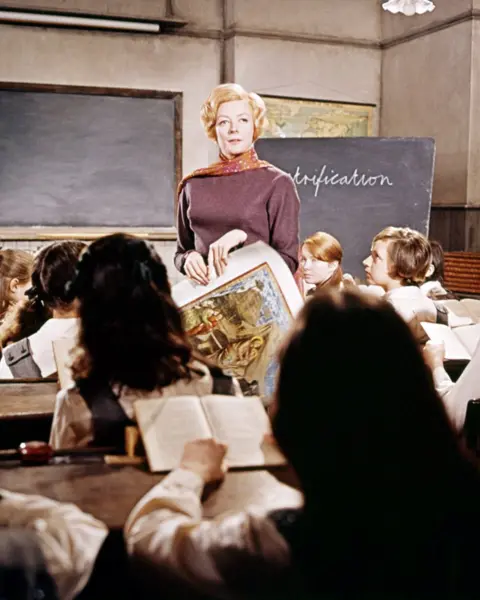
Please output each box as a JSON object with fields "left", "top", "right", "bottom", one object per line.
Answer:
{"left": 208, "top": 229, "right": 247, "bottom": 278}
{"left": 184, "top": 251, "right": 210, "bottom": 286}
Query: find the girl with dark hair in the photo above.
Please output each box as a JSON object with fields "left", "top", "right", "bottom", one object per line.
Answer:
{"left": 49, "top": 233, "right": 241, "bottom": 450}
{"left": 421, "top": 240, "right": 457, "bottom": 300}
{"left": 0, "top": 241, "right": 85, "bottom": 379}
{"left": 0, "top": 249, "right": 33, "bottom": 323}
{"left": 125, "top": 290, "right": 480, "bottom": 600}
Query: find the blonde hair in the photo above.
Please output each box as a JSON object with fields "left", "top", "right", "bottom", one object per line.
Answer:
{"left": 200, "top": 83, "right": 267, "bottom": 142}
{"left": 302, "top": 232, "right": 344, "bottom": 289}
{"left": 373, "top": 226, "right": 431, "bottom": 285}
{"left": 0, "top": 249, "right": 33, "bottom": 319}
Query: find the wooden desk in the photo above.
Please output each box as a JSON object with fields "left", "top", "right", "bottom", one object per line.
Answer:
{"left": 1, "top": 463, "right": 302, "bottom": 528}
{"left": 0, "top": 381, "right": 57, "bottom": 420}
{"left": 0, "top": 381, "right": 57, "bottom": 449}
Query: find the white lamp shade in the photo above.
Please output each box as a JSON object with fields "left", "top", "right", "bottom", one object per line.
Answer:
{"left": 382, "top": 0, "right": 435, "bottom": 16}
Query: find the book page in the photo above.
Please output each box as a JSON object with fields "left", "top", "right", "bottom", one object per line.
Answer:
{"left": 201, "top": 395, "right": 285, "bottom": 468}
{"left": 460, "top": 299, "right": 480, "bottom": 323}
{"left": 421, "top": 323, "right": 471, "bottom": 361}
{"left": 135, "top": 396, "right": 211, "bottom": 473}
{"left": 447, "top": 339, "right": 480, "bottom": 430}
{"left": 438, "top": 300, "right": 474, "bottom": 327}
{"left": 454, "top": 324, "right": 480, "bottom": 357}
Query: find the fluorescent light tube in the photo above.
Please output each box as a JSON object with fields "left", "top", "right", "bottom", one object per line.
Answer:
{"left": 0, "top": 10, "right": 160, "bottom": 32}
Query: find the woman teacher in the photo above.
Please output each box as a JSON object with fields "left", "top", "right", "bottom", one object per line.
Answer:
{"left": 174, "top": 83, "right": 300, "bottom": 285}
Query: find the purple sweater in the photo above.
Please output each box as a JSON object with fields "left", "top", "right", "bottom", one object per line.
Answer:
{"left": 174, "top": 166, "right": 300, "bottom": 274}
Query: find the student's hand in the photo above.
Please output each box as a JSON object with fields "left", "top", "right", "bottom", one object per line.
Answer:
{"left": 423, "top": 341, "right": 445, "bottom": 371}
{"left": 208, "top": 229, "right": 247, "bottom": 278}
{"left": 342, "top": 273, "right": 357, "bottom": 286}
{"left": 184, "top": 251, "right": 209, "bottom": 286}
{"left": 180, "top": 439, "right": 228, "bottom": 484}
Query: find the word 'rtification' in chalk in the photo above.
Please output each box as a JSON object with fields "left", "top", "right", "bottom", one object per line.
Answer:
{"left": 293, "top": 165, "right": 394, "bottom": 197}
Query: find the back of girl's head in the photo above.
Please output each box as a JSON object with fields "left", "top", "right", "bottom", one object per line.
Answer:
{"left": 273, "top": 289, "right": 480, "bottom": 599}
{"left": 302, "top": 231, "right": 344, "bottom": 288}
{"left": 68, "top": 233, "right": 193, "bottom": 391}
{"left": 426, "top": 240, "right": 445, "bottom": 283}
{"left": 0, "top": 249, "right": 33, "bottom": 317}
{"left": 273, "top": 289, "right": 471, "bottom": 499}
{"left": 32, "top": 241, "right": 86, "bottom": 310}
{"left": 0, "top": 242, "right": 84, "bottom": 347}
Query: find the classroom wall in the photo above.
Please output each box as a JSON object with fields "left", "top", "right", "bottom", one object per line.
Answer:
{"left": 1, "top": 1, "right": 476, "bottom": 259}
{"left": 381, "top": 1, "right": 480, "bottom": 251}
{"left": 0, "top": 0, "right": 382, "bottom": 282}
{"left": 381, "top": 21, "right": 472, "bottom": 207}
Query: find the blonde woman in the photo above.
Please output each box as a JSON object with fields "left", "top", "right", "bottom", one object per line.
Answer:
{"left": 174, "top": 83, "right": 300, "bottom": 284}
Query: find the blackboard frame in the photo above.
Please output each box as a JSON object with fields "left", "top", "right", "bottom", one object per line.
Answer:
{"left": 0, "top": 82, "right": 182, "bottom": 240}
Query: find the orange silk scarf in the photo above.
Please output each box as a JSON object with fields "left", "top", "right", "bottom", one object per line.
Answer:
{"left": 177, "top": 147, "right": 271, "bottom": 196}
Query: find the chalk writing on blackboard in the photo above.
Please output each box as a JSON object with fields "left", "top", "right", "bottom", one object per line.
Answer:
{"left": 293, "top": 165, "right": 393, "bottom": 197}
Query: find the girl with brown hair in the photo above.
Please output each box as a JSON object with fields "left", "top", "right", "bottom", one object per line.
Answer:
{"left": 50, "top": 233, "right": 241, "bottom": 450}
{"left": 125, "top": 290, "right": 480, "bottom": 600}
{"left": 0, "top": 249, "right": 33, "bottom": 322}
{"left": 300, "top": 231, "right": 344, "bottom": 295}
{"left": 0, "top": 241, "right": 85, "bottom": 378}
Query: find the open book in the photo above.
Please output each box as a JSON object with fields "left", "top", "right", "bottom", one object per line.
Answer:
{"left": 421, "top": 322, "right": 480, "bottom": 361}
{"left": 438, "top": 298, "right": 480, "bottom": 325}
{"left": 135, "top": 394, "right": 286, "bottom": 473}
{"left": 440, "top": 339, "right": 480, "bottom": 431}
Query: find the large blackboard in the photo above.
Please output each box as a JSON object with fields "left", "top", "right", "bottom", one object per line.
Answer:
{"left": 256, "top": 137, "right": 435, "bottom": 278}
{"left": 0, "top": 84, "right": 181, "bottom": 228}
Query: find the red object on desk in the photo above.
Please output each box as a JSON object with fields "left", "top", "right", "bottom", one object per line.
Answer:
{"left": 18, "top": 441, "right": 53, "bottom": 465}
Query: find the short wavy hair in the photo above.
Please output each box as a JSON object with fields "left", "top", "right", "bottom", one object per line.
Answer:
{"left": 200, "top": 83, "right": 267, "bottom": 142}
{"left": 373, "top": 226, "right": 432, "bottom": 285}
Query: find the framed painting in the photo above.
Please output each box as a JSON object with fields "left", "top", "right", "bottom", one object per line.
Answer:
{"left": 262, "top": 95, "right": 375, "bottom": 139}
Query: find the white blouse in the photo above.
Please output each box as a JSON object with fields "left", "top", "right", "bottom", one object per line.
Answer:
{"left": 0, "top": 318, "right": 79, "bottom": 379}
{"left": 0, "top": 488, "right": 107, "bottom": 600}
{"left": 125, "top": 468, "right": 302, "bottom": 599}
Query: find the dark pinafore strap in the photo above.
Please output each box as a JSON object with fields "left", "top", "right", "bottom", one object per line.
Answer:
{"left": 77, "top": 377, "right": 134, "bottom": 451}
{"left": 78, "top": 365, "right": 236, "bottom": 450}
{"left": 208, "top": 364, "right": 238, "bottom": 395}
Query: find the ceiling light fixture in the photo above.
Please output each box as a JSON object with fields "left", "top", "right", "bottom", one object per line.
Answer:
{"left": 382, "top": 0, "right": 436, "bottom": 16}
{"left": 0, "top": 5, "right": 187, "bottom": 33}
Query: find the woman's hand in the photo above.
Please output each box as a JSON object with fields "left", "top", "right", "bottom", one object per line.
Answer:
{"left": 180, "top": 438, "right": 228, "bottom": 484}
{"left": 184, "top": 251, "right": 209, "bottom": 286}
{"left": 208, "top": 229, "right": 247, "bottom": 277}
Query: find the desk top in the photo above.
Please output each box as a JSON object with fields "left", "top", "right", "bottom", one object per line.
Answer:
{"left": 0, "top": 382, "right": 57, "bottom": 419}
{"left": 1, "top": 463, "right": 302, "bottom": 528}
